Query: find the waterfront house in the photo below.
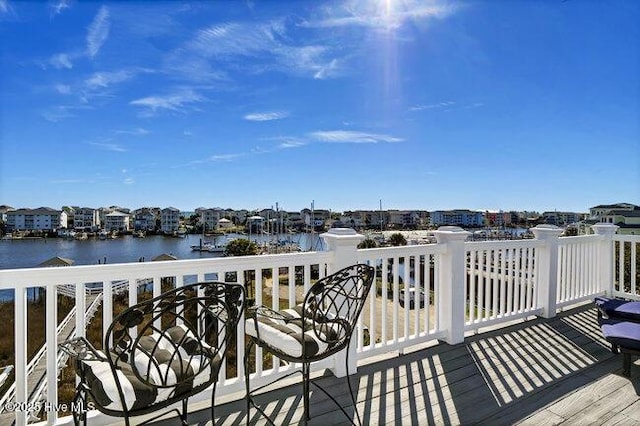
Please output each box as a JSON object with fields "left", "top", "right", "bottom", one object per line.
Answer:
{"left": 5, "top": 207, "right": 66, "bottom": 232}
{"left": 133, "top": 207, "right": 159, "bottom": 231}
{"left": 195, "top": 207, "right": 223, "bottom": 232}
{"left": 541, "top": 210, "right": 584, "bottom": 226}
{"left": 72, "top": 207, "right": 100, "bottom": 232}
{"left": 590, "top": 202, "right": 639, "bottom": 219}
{"left": 103, "top": 211, "right": 130, "bottom": 232}
{"left": 160, "top": 207, "right": 181, "bottom": 234}
{"left": 430, "top": 209, "right": 484, "bottom": 227}
{"left": 0, "top": 205, "right": 14, "bottom": 224}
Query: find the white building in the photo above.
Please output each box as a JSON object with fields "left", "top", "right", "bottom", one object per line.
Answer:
{"left": 161, "top": 207, "right": 181, "bottom": 234}
{"left": 430, "top": 210, "right": 484, "bottom": 227}
{"left": 195, "top": 208, "right": 221, "bottom": 232}
{"left": 6, "top": 207, "right": 67, "bottom": 231}
{"left": 542, "top": 211, "right": 582, "bottom": 226}
{"left": 104, "top": 211, "right": 130, "bottom": 232}
{"left": 133, "top": 208, "right": 159, "bottom": 231}
{"left": 73, "top": 207, "right": 100, "bottom": 231}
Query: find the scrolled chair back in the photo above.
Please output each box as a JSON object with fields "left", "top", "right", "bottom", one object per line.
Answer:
{"left": 105, "top": 282, "right": 243, "bottom": 392}
{"left": 301, "top": 263, "right": 375, "bottom": 358}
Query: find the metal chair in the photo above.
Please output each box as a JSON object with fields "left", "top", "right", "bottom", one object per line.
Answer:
{"left": 244, "top": 263, "right": 375, "bottom": 425}
{"left": 60, "top": 281, "right": 244, "bottom": 426}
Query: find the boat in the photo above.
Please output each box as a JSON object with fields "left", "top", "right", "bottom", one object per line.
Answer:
{"left": 191, "top": 240, "right": 226, "bottom": 253}
{"left": 191, "top": 234, "right": 226, "bottom": 253}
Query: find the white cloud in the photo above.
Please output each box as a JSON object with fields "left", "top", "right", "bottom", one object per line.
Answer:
{"left": 278, "top": 139, "right": 307, "bottom": 149}
{"left": 302, "top": 1, "right": 455, "bottom": 30}
{"left": 309, "top": 130, "right": 403, "bottom": 144}
{"left": 54, "top": 84, "right": 71, "bottom": 95}
{"left": 89, "top": 142, "right": 127, "bottom": 152}
{"left": 169, "top": 20, "right": 342, "bottom": 80}
{"left": 115, "top": 128, "right": 150, "bottom": 136}
{"left": 130, "top": 89, "right": 204, "bottom": 113}
{"left": 85, "top": 70, "right": 135, "bottom": 89}
{"left": 49, "top": 178, "right": 85, "bottom": 184}
{"left": 50, "top": 53, "right": 73, "bottom": 69}
{"left": 409, "top": 101, "right": 483, "bottom": 112}
{"left": 0, "top": 0, "right": 14, "bottom": 16}
{"left": 86, "top": 6, "right": 110, "bottom": 58}
{"left": 244, "top": 111, "right": 289, "bottom": 121}
{"left": 123, "top": 177, "right": 135, "bottom": 185}
{"left": 42, "top": 105, "right": 91, "bottom": 122}
{"left": 50, "top": 0, "right": 70, "bottom": 17}
{"left": 313, "top": 58, "right": 339, "bottom": 80}
{"left": 409, "top": 101, "right": 455, "bottom": 111}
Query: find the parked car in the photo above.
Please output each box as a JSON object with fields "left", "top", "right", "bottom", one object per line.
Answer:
{"left": 400, "top": 287, "right": 425, "bottom": 309}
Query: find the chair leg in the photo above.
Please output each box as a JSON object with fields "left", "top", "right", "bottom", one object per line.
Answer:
{"left": 245, "top": 341, "right": 254, "bottom": 426}
{"left": 303, "top": 362, "right": 310, "bottom": 422}
{"left": 345, "top": 346, "right": 361, "bottom": 426}
{"left": 623, "top": 352, "right": 632, "bottom": 377}
{"left": 210, "top": 381, "right": 218, "bottom": 425}
{"left": 72, "top": 385, "right": 86, "bottom": 426}
{"left": 182, "top": 398, "right": 189, "bottom": 426}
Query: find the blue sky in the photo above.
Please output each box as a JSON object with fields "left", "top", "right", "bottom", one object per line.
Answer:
{"left": 0, "top": 0, "right": 638, "bottom": 213}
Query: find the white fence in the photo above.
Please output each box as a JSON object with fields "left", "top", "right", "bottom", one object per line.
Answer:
{"left": 0, "top": 224, "right": 638, "bottom": 426}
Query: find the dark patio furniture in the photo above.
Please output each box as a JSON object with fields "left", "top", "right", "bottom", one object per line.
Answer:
{"left": 595, "top": 296, "right": 640, "bottom": 322}
{"left": 595, "top": 297, "right": 640, "bottom": 376}
{"left": 60, "top": 282, "right": 244, "bottom": 426}
{"left": 244, "top": 263, "right": 375, "bottom": 425}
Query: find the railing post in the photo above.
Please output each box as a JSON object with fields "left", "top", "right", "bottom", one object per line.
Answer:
{"left": 320, "top": 228, "right": 364, "bottom": 377}
{"left": 591, "top": 223, "right": 619, "bottom": 295}
{"left": 531, "top": 225, "right": 563, "bottom": 318}
{"left": 433, "top": 226, "right": 471, "bottom": 345}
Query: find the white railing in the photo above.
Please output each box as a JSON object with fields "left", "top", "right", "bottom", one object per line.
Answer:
{"left": 613, "top": 234, "right": 640, "bottom": 299}
{"left": 357, "top": 244, "right": 446, "bottom": 358}
{"left": 464, "top": 239, "right": 543, "bottom": 331}
{"left": 557, "top": 235, "right": 602, "bottom": 307}
{"left": 0, "top": 224, "right": 638, "bottom": 426}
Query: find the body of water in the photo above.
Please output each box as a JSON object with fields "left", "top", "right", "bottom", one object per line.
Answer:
{"left": 0, "top": 233, "right": 326, "bottom": 271}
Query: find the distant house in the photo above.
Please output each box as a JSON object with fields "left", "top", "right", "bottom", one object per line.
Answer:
{"left": 542, "top": 211, "right": 584, "bottom": 226}
{"left": 301, "top": 208, "right": 330, "bottom": 230}
{"left": 6, "top": 207, "right": 66, "bottom": 231}
{"left": 484, "top": 211, "right": 512, "bottom": 227}
{"left": 430, "top": 210, "right": 484, "bottom": 227}
{"left": 217, "top": 218, "right": 233, "bottom": 230}
{"left": 161, "top": 207, "right": 181, "bottom": 234}
{"left": 0, "top": 205, "right": 14, "bottom": 223}
{"left": 133, "top": 208, "right": 159, "bottom": 231}
{"left": 599, "top": 208, "right": 640, "bottom": 235}
{"left": 195, "top": 208, "right": 222, "bottom": 232}
{"left": 104, "top": 211, "right": 130, "bottom": 232}
{"left": 387, "top": 210, "right": 421, "bottom": 228}
{"left": 73, "top": 207, "right": 100, "bottom": 231}
{"left": 589, "top": 203, "right": 638, "bottom": 220}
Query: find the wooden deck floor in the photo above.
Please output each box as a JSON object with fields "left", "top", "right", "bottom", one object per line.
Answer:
{"left": 160, "top": 303, "right": 640, "bottom": 425}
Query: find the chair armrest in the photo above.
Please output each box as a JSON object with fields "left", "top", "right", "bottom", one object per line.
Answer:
{"left": 59, "top": 337, "right": 107, "bottom": 362}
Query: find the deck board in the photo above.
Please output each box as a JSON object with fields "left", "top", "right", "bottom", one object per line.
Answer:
{"left": 148, "top": 303, "right": 640, "bottom": 426}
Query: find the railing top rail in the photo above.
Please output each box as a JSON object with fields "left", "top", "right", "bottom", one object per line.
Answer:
{"left": 0, "top": 250, "right": 333, "bottom": 289}
{"left": 557, "top": 234, "right": 602, "bottom": 245}
{"left": 613, "top": 234, "right": 640, "bottom": 243}
{"left": 464, "top": 238, "right": 544, "bottom": 250}
{"left": 357, "top": 243, "right": 445, "bottom": 258}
